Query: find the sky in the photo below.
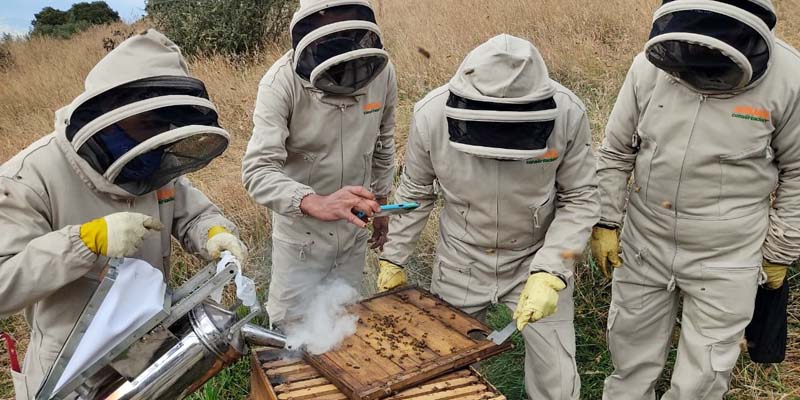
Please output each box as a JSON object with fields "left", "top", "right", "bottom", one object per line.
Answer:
{"left": 0, "top": 0, "right": 146, "bottom": 36}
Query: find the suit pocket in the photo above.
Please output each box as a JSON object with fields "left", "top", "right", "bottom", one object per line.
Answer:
{"left": 11, "top": 370, "right": 30, "bottom": 400}
{"left": 433, "top": 259, "right": 472, "bottom": 308}
{"left": 634, "top": 134, "right": 657, "bottom": 203}
{"left": 718, "top": 141, "right": 775, "bottom": 215}
{"left": 444, "top": 198, "right": 471, "bottom": 241}
{"left": 529, "top": 190, "right": 556, "bottom": 244}
{"left": 362, "top": 152, "right": 373, "bottom": 188}
{"left": 285, "top": 149, "right": 318, "bottom": 186}
{"left": 710, "top": 340, "right": 741, "bottom": 373}
{"left": 272, "top": 234, "right": 315, "bottom": 263}
{"left": 696, "top": 262, "right": 759, "bottom": 340}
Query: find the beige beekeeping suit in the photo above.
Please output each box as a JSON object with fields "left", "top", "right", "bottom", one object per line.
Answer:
{"left": 382, "top": 34, "right": 599, "bottom": 400}
{"left": 242, "top": 0, "right": 397, "bottom": 323}
{"left": 599, "top": 1, "right": 800, "bottom": 398}
{"left": 0, "top": 30, "right": 238, "bottom": 399}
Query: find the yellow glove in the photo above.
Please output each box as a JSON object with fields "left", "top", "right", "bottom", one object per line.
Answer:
{"left": 206, "top": 226, "right": 247, "bottom": 262}
{"left": 378, "top": 260, "right": 407, "bottom": 292}
{"left": 763, "top": 261, "right": 788, "bottom": 290}
{"left": 590, "top": 226, "right": 622, "bottom": 278}
{"left": 80, "top": 212, "right": 163, "bottom": 257}
{"left": 513, "top": 272, "right": 566, "bottom": 331}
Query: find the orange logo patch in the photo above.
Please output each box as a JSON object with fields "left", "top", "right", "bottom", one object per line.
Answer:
{"left": 363, "top": 102, "right": 383, "bottom": 115}
{"left": 156, "top": 188, "right": 175, "bottom": 204}
{"left": 526, "top": 149, "right": 559, "bottom": 164}
{"left": 732, "top": 106, "right": 770, "bottom": 123}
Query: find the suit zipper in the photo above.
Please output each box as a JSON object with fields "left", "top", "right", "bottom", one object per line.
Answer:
{"left": 668, "top": 94, "right": 706, "bottom": 275}
{"left": 337, "top": 104, "right": 346, "bottom": 261}
{"left": 493, "top": 161, "right": 500, "bottom": 303}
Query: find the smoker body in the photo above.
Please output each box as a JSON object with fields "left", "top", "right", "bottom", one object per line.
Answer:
{"left": 107, "top": 302, "right": 285, "bottom": 400}
{"left": 38, "top": 260, "right": 286, "bottom": 400}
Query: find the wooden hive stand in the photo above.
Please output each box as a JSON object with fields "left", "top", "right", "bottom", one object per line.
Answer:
{"left": 250, "top": 348, "right": 507, "bottom": 400}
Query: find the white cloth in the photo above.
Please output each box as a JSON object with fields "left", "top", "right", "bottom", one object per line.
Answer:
{"left": 210, "top": 251, "right": 257, "bottom": 308}
{"left": 54, "top": 258, "right": 166, "bottom": 393}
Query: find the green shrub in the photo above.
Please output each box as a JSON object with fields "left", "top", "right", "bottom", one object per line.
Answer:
{"left": 145, "top": 0, "right": 296, "bottom": 57}
{"left": 31, "top": 2, "right": 120, "bottom": 39}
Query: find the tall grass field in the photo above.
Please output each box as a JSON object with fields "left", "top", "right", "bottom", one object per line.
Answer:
{"left": 1, "top": 0, "right": 799, "bottom": 399}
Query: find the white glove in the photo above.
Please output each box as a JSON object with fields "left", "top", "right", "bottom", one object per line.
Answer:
{"left": 205, "top": 227, "right": 247, "bottom": 262}
{"left": 81, "top": 212, "right": 163, "bottom": 258}
{"left": 211, "top": 251, "right": 258, "bottom": 308}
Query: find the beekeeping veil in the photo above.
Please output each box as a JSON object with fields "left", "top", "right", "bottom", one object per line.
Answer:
{"left": 61, "top": 29, "right": 229, "bottom": 196}
{"left": 645, "top": 0, "right": 777, "bottom": 93}
{"left": 290, "top": 0, "right": 389, "bottom": 94}
{"left": 446, "top": 34, "right": 558, "bottom": 161}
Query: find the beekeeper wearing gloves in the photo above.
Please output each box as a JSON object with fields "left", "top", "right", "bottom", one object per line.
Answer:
{"left": 243, "top": 0, "right": 396, "bottom": 324}
{"left": 380, "top": 34, "right": 599, "bottom": 399}
{"left": 0, "top": 30, "right": 246, "bottom": 399}
{"left": 594, "top": 0, "right": 800, "bottom": 398}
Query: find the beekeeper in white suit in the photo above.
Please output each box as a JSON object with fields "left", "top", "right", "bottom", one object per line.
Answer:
{"left": 0, "top": 30, "right": 246, "bottom": 399}
{"left": 593, "top": 0, "right": 800, "bottom": 398}
{"left": 242, "top": 0, "right": 397, "bottom": 324}
{"left": 380, "top": 34, "right": 599, "bottom": 400}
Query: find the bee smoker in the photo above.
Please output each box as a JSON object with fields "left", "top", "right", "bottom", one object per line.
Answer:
{"left": 37, "top": 260, "right": 286, "bottom": 400}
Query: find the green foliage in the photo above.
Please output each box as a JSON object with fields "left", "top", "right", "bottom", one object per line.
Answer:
{"left": 32, "top": 7, "right": 68, "bottom": 28}
{"left": 146, "top": 0, "right": 296, "bottom": 57}
{"left": 31, "top": 2, "right": 121, "bottom": 39}
{"left": 68, "top": 2, "right": 121, "bottom": 25}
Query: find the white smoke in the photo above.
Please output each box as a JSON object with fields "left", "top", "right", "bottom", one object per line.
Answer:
{"left": 284, "top": 279, "right": 360, "bottom": 355}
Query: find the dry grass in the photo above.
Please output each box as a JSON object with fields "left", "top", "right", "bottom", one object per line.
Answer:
{"left": 1, "top": 0, "right": 800, "bottom": 398}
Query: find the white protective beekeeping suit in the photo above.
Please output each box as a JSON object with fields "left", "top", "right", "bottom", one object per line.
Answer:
{"left": 382, "top": 34, "right": 599, "bottom": 400}
{"left": 242, "top": 0, "right": 397, "bottom": 323}
{"left": 0, "top": 30, "right": 239, "bottom": 399}
{"left": 599, "top": 0, "right": 800, "bottom": 398}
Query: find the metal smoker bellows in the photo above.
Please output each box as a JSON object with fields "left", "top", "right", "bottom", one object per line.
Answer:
{"left": 37, "top": 260, "right": 287, "bottom": 400}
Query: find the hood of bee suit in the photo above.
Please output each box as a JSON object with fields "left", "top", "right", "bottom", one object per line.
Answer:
{"left": 53, "top": 29, "right": 230, "bottom": 198}
{"left": 446, "top": 34, "right": 559, "bottom": 161}
{"left": 289, "top": 0, "right": 389, "bottom": 95}
{"left": 645, "top": 0, "right": 777, "bottom": 94}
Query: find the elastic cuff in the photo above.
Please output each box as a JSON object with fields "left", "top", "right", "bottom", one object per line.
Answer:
{"left": 291, "top": 186, "right": 316, "bottom": 218}
{"left": 529, "top": 266, "right": 571, "bottom": 286}
{"left": 70, "top": 225, "right": 99, "bottom": 262}
{"left": 207, "top": 225, "right": 229, "bottom": 239}
{"left": 763, "top": 260, "right": 790, "bottom": 268}
{"left": 595, "top": 222, "right": 619, "bottom": 230}
{"left": 379, "top": 258, "right": 404, "bottom": 268}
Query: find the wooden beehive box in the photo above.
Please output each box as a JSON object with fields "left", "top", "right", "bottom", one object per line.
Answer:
{"left": 304, "top": 287, "right": 511, "bottom": 400}
{"left": 250, "top": 348, "right": 507, "bottom": 400}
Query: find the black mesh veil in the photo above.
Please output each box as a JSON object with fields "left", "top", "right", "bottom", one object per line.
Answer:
{"left": 76, "top": 103, "right": 227, "bottom": 196}
{"left": 647, "top": 9, "right": 771, "bottom": 91}
{"left": 291, "top": 4, "right": 386, "bottom": 94}
{"left": 291, "top": 4, "right": 377, "bottom": 49}
{"left": 113, "top": 133, "right": 227, "bottom": 196}
{"left": 446, "top": 93, "right": 556, "bottom": 154}
{"left": 295, "top": 29, "right": 383, "bottom": 81}
{"left": 67, "top": 76, "right": 209, "bottom": 141}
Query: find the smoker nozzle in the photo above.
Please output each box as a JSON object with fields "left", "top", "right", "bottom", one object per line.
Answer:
{"left": 241, "top": 324, "right": 287, "bottom": 348}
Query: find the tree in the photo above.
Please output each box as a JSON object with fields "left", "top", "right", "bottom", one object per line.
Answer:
{"left": 31, "top": 1, "right": 121, "bottom": 39}
{"left": 68, "top": 2, "right": 120, "bottom": 25}
{"left": 32, "top": 7, "right": 68, "bottom": 28}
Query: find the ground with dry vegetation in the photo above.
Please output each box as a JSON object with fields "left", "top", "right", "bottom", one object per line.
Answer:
{"left": 1, "top": 0, "right": 799, "bottom": 398}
